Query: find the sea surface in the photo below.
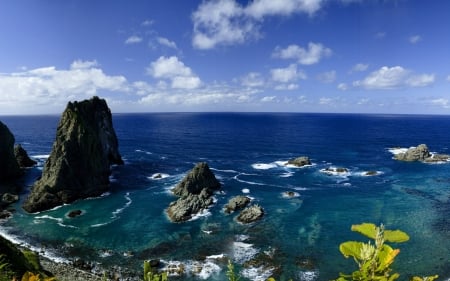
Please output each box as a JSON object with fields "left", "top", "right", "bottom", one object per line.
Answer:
{"left": 2, "top": 113, "right": 450, "bottom": 281}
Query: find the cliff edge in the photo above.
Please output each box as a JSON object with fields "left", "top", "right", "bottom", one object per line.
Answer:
{"left": 23, "top": 96, "right": 123, "bottom": 213}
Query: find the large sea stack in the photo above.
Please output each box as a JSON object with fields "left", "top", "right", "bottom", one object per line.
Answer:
{"left": 23, "top": 96, "right": 123, "bottom": 213}
{"left": 0, "top": 121, "right": 22, "bottom": 180}
{"left": 167, "top": 162, "right": 221, "bottom": 222}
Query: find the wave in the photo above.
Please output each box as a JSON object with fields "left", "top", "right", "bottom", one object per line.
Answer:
{"left": 160, "top": 259, "right": 222, "bottom": 279}
{"left": 252, "top": 163, "right": 278, "bottom": 170}
{"left": 90, "top": 222, "right": 112, "bottom": 228}
{"left": 0, "top": 227, "right": 69, "bottom": 264}
{"left": 232, "top": 241, "right": 259, "bottom": 264}
{"left": 31, "top": 154, "right": 50, "bottom": 159}
{"left": 319, "top": 167, "right": 351, "bottom": 177}
{"left": 34, "top": 215, "right": 79, "bottom": 229}
{"left": 241, "top": 265, "right": 275, "bottom": 281}
{"left": 210, "top": 168, "right": 239, "bottom": 173}
{"left": 387, "top": 147, "right": 409, "bottom": 155}
{"left": 298, "top": 270, "right": 319, "bottom": 281}
{"left": 111, "top": 192, "right": 132, "bottom": 219}
{"left": 242, "top": 188, "right": 251, "bottom": 194}
{"left": 135, "top": 149, "right": 152, "bottom": 155}
{"left": 233, "top": 174, "right": 265, "bottom": 186}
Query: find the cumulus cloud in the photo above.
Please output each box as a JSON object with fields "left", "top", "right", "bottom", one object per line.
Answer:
{"left": 352, "top": 66, "right": 435, "bottom": 90}
{"left": 446, "top": 75, "right": 450, "bottom": 81}
{"left": 125, "top": 35, "right": 143, "bottom": 45}
{"left": 261, "top": 96, "right": 277, "bottom": 102}
{"left": 0, "top": 60, "right": 128, "bottom": 113}
{"left": 271, "top": 64, "right": 306, "bottom": 83}
{"left": 337, "top": 83, "right": 348, "bottom": 91}
{"left": 273, "top": 42, "right": 332, "bottom": 65}
{"left": 157, "top": 37, "right": 178, "bottom": 49}
{"left": 191, "top": 0, "right": 325, "bottom": 49}
{"left": 431, "top": 98, "right": 450, "bottom": 108}
{"left": 147, "top": 56, "right": 202, "bottom": 89}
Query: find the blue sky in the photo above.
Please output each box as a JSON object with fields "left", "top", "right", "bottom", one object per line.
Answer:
{"left": 0, "top": 0, "right": 449, "bottom": 115}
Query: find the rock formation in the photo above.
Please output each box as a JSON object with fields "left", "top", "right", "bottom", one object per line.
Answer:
{"left": 167, "top": 162, "right": 220, "bottom": 222}
{"left": 23, "top": 96, "right": 123, "bottom": 213}
{"left": 394, "top": 144, "right": 450, "bottom": 163}
{"left": 0, "top": 121, "right": 22, "bottom": 180}
{"left": 237, "top": 204, "right": 264, "bottom": 224}
{"left": 286, "top": 156, "right": 311, "bottom": 167}
{"left": 224, "top": 195, "right": 250, "bottom": 214}
{"left": 14, "top": 144, "right": 37, "bottom": 168}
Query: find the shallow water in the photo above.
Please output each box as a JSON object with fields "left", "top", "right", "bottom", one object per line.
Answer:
{"left": 2, "top": 113, "right": 450, "bottom": 280}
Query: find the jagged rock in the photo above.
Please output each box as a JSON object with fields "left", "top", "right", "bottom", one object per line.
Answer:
{"left": 23, "top": 97, "right": 123, "bottom": 213}
{"left": 167, "top": 163, "right": 220, "bottom": 222}
{"left": 14, "top": 144, "right": 37, "bottom": 168}
{"left": 395, "top": 144, "right": 431, "bottom": 161}
{"left": 2, "top": 193, "right": 19, "bottom": 205}
{"left": 172, "top": 162, "right": 220, "bottom": 197}
{"left": 286, "top": 156, "right": 311, "bottom": 167}
{"left": 0, "top": 121, "right": 22, "bottom": 180}
{"left": 224, "top": 195, "right": 250, "bottom": 214}
{"left": 395, "top": 144, "right": 450, "bottom": 163}
{"left": 237, "top": 204, "right": 264, "bottom": 224}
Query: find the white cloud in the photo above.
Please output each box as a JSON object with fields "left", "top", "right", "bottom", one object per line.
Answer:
{"left": 270, "top": 64, "right": 306, "bottom": 83}
{"left": 141, "top": 20, "right": 154, "bottom": 26}
{"left": 409, "top": 35, "right": 422, "bottom": 44}
{"left": 431, "top": 98, "right": 450, "bottom": 108}
{"left": 0, "top": 60, "right": 128, "bottom": 113}
{"left": 351, "top": 63, "right": 369, "bottom": 72}
{"left": 241, "top": 72, "right": 265, "bottom": 87}
{"left": 274, "top": 83, "right": 299, "bottom": 90}
{"left": 317, "top": 70, "right": 336, "bottom": 83}
{"left": 157, "top": 37, "right": 178, "bottom": 49}
{"left": 147, "top": 56, "right": 202, "bottom": 89}
{"left": 337, "top": 83, "right": 348, "bottom": 91}
{"left": 261, "top": 96, "right": 277, "bottom": 102}
{"left": 319, "top": 97, "right": 332, "bottom": 105}
{"left": 446, "top": 75, "right": 450, "bottom": 81}
{"left": 375, "top": 32, "right": 386, "bottom": 39}
{"left": 273, "top": 42, "right": 332, "bottom": 65}
{"left": 125, "top": 35, "right": 143, "bottom": 45}
{"left": 352, "top": 66, "right": 435, "bottom": 90}
{"left": 191, "top": 0, "right": 326, "bottom": 49}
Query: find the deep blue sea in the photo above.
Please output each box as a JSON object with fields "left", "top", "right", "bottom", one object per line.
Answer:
{"left": 2, "top": 113, "right": 450, "bottom": 281}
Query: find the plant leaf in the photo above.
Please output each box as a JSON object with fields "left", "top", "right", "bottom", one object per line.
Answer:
{"left": 351, "top": 223, "right": 377, "bottom": 239}
{"left": 377, "top": 244, "right": 400, "bottom": 271}
{"left": 384, "top": 230, "right": 410, "bottom": 243}
{"left": 339, "top": 241, "right": 365, "bottom": 259}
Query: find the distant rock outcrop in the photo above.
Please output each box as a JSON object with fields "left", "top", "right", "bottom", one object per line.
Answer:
{"left": 167, "top": 162, "right": 221, "bottom": 222}
{"left": 237, "top": 204, "right": 264, "bottom": 224}
{"left": 224, "top": 195, "right": 250, "bottom": 214}
{"left": 14, "top": 144, "right": 37, "bottom": 168}
{"left": 0, "top": 121, "right": 22, "bottom": 180}
{"left": 23, "top": 96, "right": 123, "bottom": 213}
{"left": 286, "top": 156, "right": 311, "bottom": 167}
{"left": 394, "top": 144, "right": 450, "bottom": 163}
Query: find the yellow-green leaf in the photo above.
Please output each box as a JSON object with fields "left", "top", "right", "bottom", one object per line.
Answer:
{"left": 351, "top": 223, "right": 378, "bottom": 239}
{"left": 377, "top": 244, "right": 400, "bottom": 271}
{"left": 339, "top": 241, "right": 365, "bottom": 259}
{"left": 384, "top": 230, "right": 410, "bottom": 243}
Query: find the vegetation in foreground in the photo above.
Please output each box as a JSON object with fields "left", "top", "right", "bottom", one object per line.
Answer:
{"left": 0, "top": 223, "right": 441, "bottom": 281}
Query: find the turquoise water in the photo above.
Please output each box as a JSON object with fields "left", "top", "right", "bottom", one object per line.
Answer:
{"left": 1, "top": 113, "right": 450, "bottom": 280}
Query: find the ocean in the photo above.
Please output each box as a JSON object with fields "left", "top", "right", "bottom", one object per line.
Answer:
{"left": 1, "top": 113, "right": 450, "bottom": 281}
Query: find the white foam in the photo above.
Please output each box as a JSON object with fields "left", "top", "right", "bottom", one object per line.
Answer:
{"left": 280, "top": 172, "right": 294, "bottom": 178}
{"left": 149, "top": 173, "right": 170, "bottom": 180}
{"left": 320, "top": 167, "right": 351, "bottom": 177}
{"left": 232, "top": 241, "right": 259, "bottom": 263}
{"left": 252, "top": 163, "right": 277, "bottom": 170}
{"left": 210, "top": 168, "right": 238, "bottom": 173}
{"left": 32, "top": 154, "right": 50, "bottom": 159}
{"left": 206, "top": 254, "right": 226, "bottom": 260}
{"left": 388, "top": 147, "right": 409, "bottom": 155}
{"left": 98, "top": 249, "right": 114, "bottom": 258}
{"left": 234, "top": 174, "right": 265, "bottom": 186}
{"left": 189, "top": 209, "right": 212, "bottom": 221}
{"left": 136, "top": 149, "right": 152, "bottom": 155}
{"left": 35, "top": 215, "right": 63, "bottom": 224}
{"left": 241, "top": 266, "right": 275, "bottom": 281}
{"left": 90, "top": 222, "right": 112, "bottom": 228}
{"left": 111, "top": 192, "right": 132, "bottom": 219}
{"left": 161, "top": 260, "right": 221, "bottom": 279}
{"left": 242, "top": 188, "right": 251, "bottom": 194}
{"left": 356, "top": 171, "right": 384, "bottom": 177}
{"left": 298, "top": 270, "right": 319, "bottom": 281}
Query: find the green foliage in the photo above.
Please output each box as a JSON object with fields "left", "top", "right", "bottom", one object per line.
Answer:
{"left": 226, "top": 260, "right": 240, "bottom": 281}
{"left": 143, "top": 260, "right": 167, "bottom": 281}
{"left": 334, "top": 223, "right": 438, "bottom": 281}
{"left": 20, "top": 272, "right": 56, "bottom": 281}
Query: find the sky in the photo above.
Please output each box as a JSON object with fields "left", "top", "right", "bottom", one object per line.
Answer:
{"left": 0, "top": 0, "right": 450, "bottom": 115}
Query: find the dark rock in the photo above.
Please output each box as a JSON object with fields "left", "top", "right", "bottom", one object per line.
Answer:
{"left": 286, "top": 156, "right": 311, "bottom": 167}
{"left": 237, "top": 204, "right": 264, "bottom": 224}
{"left": 224, "top": 195, "right": 250, "bottom": 214}
{"left": 0, "top": 210, "right": 12, "bottom": 219}
{"left": 149, "top": 259, "right": 160, "bottom": 268}
{"left": 395, "top": 144, "right": 450, "bottom": 163}
{"left": 0, "top": 121, "right": 22, "bottom": 180}
{"left": 172, "top": 162, "right": 220, "bottom": 197}
{"left": 364, "top": 171, "right": 378, "bottom": 176}
{"left": 14, "top": 144, "right": 37, "bottom": 168}
{"left": 395, "top": 144, "right": 431, "bottom": 161}
{"left": 67, "top": 210, "right": 83, "bottom": 218}
{"left": 23, "top": 96, "right": 123, "bottom": 213}
{"left": 167, "top": 163, "right": 220, "bottom": 222}
{"left": 2, "top": 193, "right": 19, "bottom": 204}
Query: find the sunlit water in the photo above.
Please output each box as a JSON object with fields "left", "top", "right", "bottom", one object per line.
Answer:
{"left": 2, "top": 113, "right": 450, "bottom": 280}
